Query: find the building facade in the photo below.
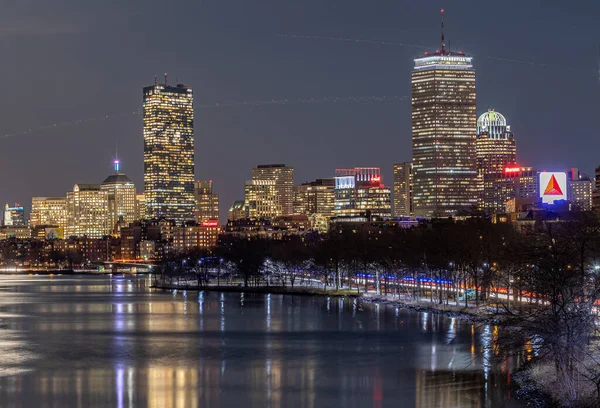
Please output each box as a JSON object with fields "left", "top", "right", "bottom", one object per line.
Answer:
{"left": 251, "top": 164, "right": 294, "bottom": 216}
{"left": 194, "top": 180, "right": 219, "bottom": 223}
{"left": 244, "top": 180, "right": 278, "bottom": 219}
{"left": 30, "top": 197, "right": 67, "bottom": 231}
{"left": 3, "top": 203, "right": 25, "bottom": 226}
{"left": 143, "top": 81, "right": 195, "bottom": 224}
{"left": 101, "top": 161, "right": 137, "bottom": 234}
{"left": 293, "top": 179, "right": 335, "bottom": 218}
{"left": 393, "top": 162, "right": 413, "bottom": 217}
{"left": 594, "top": 165, "right": 600, "bottom": 211}
{"left": 567, "top": 168, "right": 593, "bottom": 211}
{"left": 502, "top": 166, "right": 538, "bottom": 212}
{"left": 228, "top": 200, "right": 246, "bottom": 221}
{"left": 476, "top": 110, "right": 517, "bottom": 214}
{"left": 412, "top": 34, "right": 478, "bottom": 217}
{"left": 135, "top": 194, "right": 146, "bottom": 221}
{"left": 333, "top": 168, "right": 392, "bottom": 218}
{"left": 66, "top": 184, "right": 109, "bottom": 238}
{"left": 173, "top": 222, "right": 220, "bottom": 252}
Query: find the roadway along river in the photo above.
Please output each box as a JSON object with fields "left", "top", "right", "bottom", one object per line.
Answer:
{"left": 0, "top": 275, "right": 526, "bottom": 407}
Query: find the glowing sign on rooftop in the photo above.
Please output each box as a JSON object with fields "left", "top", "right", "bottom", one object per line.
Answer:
{"left": 539, "top": 172, "right": 567, "bottom": 204}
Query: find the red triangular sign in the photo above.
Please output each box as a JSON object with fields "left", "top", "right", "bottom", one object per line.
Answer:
{"left": 544, "top": 175, "right": 563, "bottom": 196}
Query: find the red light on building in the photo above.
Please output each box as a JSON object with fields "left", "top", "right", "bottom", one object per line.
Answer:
{"left": 504, "top": 167, "right": 520, "bottom": 174}
{"left": 372, "top": 176, "right": 381, "bottom": 183}
{"left": 201, "top": 221, "right": 219, "bottom": 227}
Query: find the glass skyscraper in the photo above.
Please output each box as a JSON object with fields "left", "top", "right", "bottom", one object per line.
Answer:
{"left": 143, "top": 81, "right": 195, "bottom": 224}
{"left": 411, "top": 26, "right": 478, "bottom": 217}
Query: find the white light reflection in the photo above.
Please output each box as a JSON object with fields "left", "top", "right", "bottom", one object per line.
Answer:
{"left": 183, "top": 290, "right": 187, "bottom": 314}
{"left": 447, "top": 317, "right": 456, "bottom": 344}
{"left": 352, "top": 298, "right": 357, "bottom": 318}
{"left": 116, "top": 365, "right": 124, "bottom": 408}
{"left": 127, "top": 367, "right": 134, "bottom": 408}
{"left": 481, "top": 324, "right": 492, "bottom": 383}
{"left": 266, "top": 294, "right": 271, "bottom": 331}
{"left": 220, "top": 293, "right": 225, "bottom": 333}
{"left": 421, "top": 312, "right": 428, "bottom": 332}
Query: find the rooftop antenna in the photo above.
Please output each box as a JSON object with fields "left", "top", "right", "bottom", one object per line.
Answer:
{"left": 154, "top": 75, "right": 157, "bottom": 86}
{"left": 164, "top": 72, "right": 168, "bottom": 87}
{"left": 114, "top": 142, "right": 120, "bottom": 172}
{"left": 440, "top": 8, "right": 446, "bottom": 54}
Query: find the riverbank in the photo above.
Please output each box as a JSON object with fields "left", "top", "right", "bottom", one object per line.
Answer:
{"left": 151, "top": 282, "right": 360, "bottom": 297}
{"left": 361, "top": 293, "right": 505, "bottom": 324}
{"left": 0, "top": 269, "right": 75, "bottom": 275}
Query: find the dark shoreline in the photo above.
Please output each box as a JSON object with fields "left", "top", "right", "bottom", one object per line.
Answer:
{"left": 150, "top": 283, "right": 360, "bottom": 298}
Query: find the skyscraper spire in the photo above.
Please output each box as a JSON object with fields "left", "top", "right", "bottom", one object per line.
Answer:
{"left": 440, "top": 9, "right": 446, "bottom": 54}
{"left": 114, "top": 143, "right": 120, "bottom": 172}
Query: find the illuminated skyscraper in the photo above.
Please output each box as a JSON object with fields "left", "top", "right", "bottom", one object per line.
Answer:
{"left": 3, "top": 203, "right": 25, "bottom": 226}
{"left": 30, "top": 197, "right": 67, "bottom": 230}
{"left": 101, "top": 159, "right": 137, "bottom": 234}
{"left": 244, "top": 180, "right": 278, "bottom": 219}
{"left": 66, "top": 184, "right": 109, "bottom": 238}
{"left": 412, "top": 13, "right": 478, "bottom": 217}
{"left": 251, "top": 164, "right": 294, "bottom": 216}
{"left": 476, "top": 110, "right": 517, "bottom": 213}
{"left": 393, "top": 162, "right": 413, "bottom": 217}
{"left": 194, "top": 180, "right": 219, "bottom": 223}
{"left": 143, "top": 79, "right": 195, "bottom": 224}
{"left": 293, "top": 179, "right": 335, "bottom": 218}
{"left": 333, "top": 168, "right": 391, "bottom": 218}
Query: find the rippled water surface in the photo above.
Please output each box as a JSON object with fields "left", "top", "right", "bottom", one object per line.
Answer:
{"left": 0, "top": 276, "right": 525, "bottom": 407}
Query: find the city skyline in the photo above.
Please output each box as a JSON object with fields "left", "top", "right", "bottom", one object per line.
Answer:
{"left": 1, "top": 1, "right": 599, "bottom": 221}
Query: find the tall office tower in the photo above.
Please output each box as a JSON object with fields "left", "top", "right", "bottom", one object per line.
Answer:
{"left": 293, "top": 179, "right": 335, "bottom": 217}
{"left": 135, "top": 194, "right": 146, "bottom": 221}
{"left": 194, "top": 180, "right": 219, "bottom": 223}
{"left": 333, "top": 168, "right": 392, "bottom": 218}
{"left": 30, "top": 197, "right": 67, "bottom": 230}
{"left": 412, "top": 13, "right": 478, "bottom": 217}
{"left": 101, "top": 159, "right": 137, "bottom": 234}
{"left": 251, "top": 164, "right": 294, "bottom": 216}
{"left": 244, "top": 180, "right": 278, "bottom": 219}
{"left": 66, "top": 184, "right": 109, "bottom": 238}
{"left": 3, "top": 203, "right": 25, "bottom": 226}
{"left": 476, "top": 110, "right": 517, "bottom": 213}
{"left": 143, "top": 78, "right": 195, "bottom": 224}
{"left": 567, "top": 168, "right": 593, "bottom": 211}
{"left": 393, "top": 162, "right": 413, "bottom": 217}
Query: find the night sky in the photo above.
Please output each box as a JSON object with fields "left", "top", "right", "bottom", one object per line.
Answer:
{"left": 1, "top": 0, "right": 599, "bottom": 222}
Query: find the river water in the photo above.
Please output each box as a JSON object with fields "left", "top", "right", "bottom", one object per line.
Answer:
{"left": 0, "top": 276, "right": 525, "bottom": 407}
